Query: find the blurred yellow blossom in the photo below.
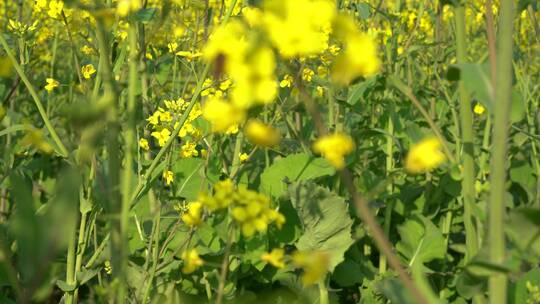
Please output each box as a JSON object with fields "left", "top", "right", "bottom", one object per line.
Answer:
{"left": 313, "top": 133, "right": 355, "bottom": 169}
{"left": 292, "top": 251, "right": 329, "bottom": 285}
{"left": 162, "top": 170, "right": 174, "bottom": 186}
{"left": 405, "top": 137, "right": 446, "bottom": 174}
{"left": 245, "top": 120, "right": 281, "bottom": 148}
{"left": 181, "top": 249, "right": 204, "bottom": 274}
{"left": 181, "top": 201, "right": 203, "bottom": 227}
{"left": 139, "top": 138, "right": 150, "bottom": 151}
{"left": 474, "top": 103, "right": 486, "bottom": 115}
{"left": 239, "top": 152, "right": 249, "bottom": 163}
{"left": 261, "top": 248, "right": 285, "bottom": 268}
{"left": 262, "top": 0, "right": 336, "bottom": 58}
{"left": 45, "top": 78, "right": 59, "bottom": 92}
{"left": 203, "top": 97, "right": 245, "bottom": 133}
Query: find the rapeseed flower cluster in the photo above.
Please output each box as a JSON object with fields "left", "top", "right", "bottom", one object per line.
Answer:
{"left": 144, "top": 98, "right": 203, "bottom": 155}
{"left": 201, "top": 0, "right": 380, "bottom": 134}
{"left": 197, "top": 180, "right": 285, "bottom": 237}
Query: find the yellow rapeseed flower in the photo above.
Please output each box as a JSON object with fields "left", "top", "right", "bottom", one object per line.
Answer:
{"left": 313, "top": 133, "right": 355, "bottom": 169}
{"left": 181, "top": 201, "right": 203, "bottom": 227}
{"left": 302, "top": 68, "right": 315, "bottom": 82}
{"left": 202, "top": 97, "right": 245, "bottom": 133}
{"left": 45, "top": 78, "right": 59, "bottom": 92}
{"left": 239, "top": 152, "right": 249, "bottom": 163}
{"left": 47, "top": 0, "right": 64, "bottom": 19}
{"left": 176, "top": 50, "right": 203, "bottom": 61}
{"left": 279, "top": 74, "right": 294, "bottom": 88}
{"left": 181, "top": 249, "right": 204, "bottom": 274}
{"left": 139, "top": 138, "right": 150, "bottom": 151}
{"left": 81, "top": 64, "right": 96, "bottom": 79}
{"left": 162, "top": 170, "right": 174, "bottom": 186}
{"left": 117, "top": 0, "right": 142, "bottom": 17}
{"left": 262, "top": 0, "right": 336, "bottom": 58}
{"left": 180, "top": 141, "right": 198, "bottom": 158}
{"left": 332, "top": 17, "right": 380, "bottom": 84}
{"left": 261, "top": 248, "right": 285, "bottom": 268}
{"left": 151, "top": 128, "right": 171, "bottom": 147}
{"left": 292, "top": 251, "right": 329, "bottom": 285}
{"left": 474, "top": 103, "right": 486, "bottom": 115}
{"left": 405, "top": 137, "right": 446, "bottom": 174}
{"left": 245, "top": 120, "right": 281, "bottom": 148}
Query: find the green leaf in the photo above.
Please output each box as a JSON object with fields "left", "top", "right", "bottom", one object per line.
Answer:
{"left": 506, "top": 207, "right": 540, "bottom": 257}
{"left": 134, "top": 8, "right": 158, "bottom": 23}
{"left": 76, "top": 268, "right": 101, "bottom": 286}
{"left": 55, "top": 280, "right": 77, "bottom": 292}
{"left": 511, "top": 90, "right": 525, "bottom": 123}
{"left": 347, "top": 77, "right": 376, "bottom": 105}
{"left": 510, "top": 268, "right": 540, "bottom": 304}
{"left": 289, "top": 182, "right": 355, "bottom": 271}
{"left": 172, "top": 157, "right": 206, "bottom": 201}
{"left": 448, "top": 64, "right": 493, "bottom": 112}
{"left": 332, "top": 260, "right": 367, "bottom": 287}
{"left": 456, "top": 270, "right": 487, "bottom": 299}
{"left": 260, "top": 153, "right": 335, "bottom": 198}
{"left": 396, "top": 214, "right": 446, "bottom": 267}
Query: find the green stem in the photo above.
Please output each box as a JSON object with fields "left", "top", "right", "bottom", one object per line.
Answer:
{"left": 488, "top": 1, "right": 514, "bottom": 303}
{"left": 95, "top": 18, "right": 123, "bottom": 299}
{"left": 65, "top": 222, "right": 77, "bottom": 304}
{"left": 454, "top": 5, "right": 479, "bottom": 262}
{"left": 230, "top": 131, "right": 244, "bottom": 179}
{"left": 0, "top": 33, "right": 68, "bottom": 157}
{"left": 318, "top": 280, "right": 329, "bottom": 304}
{"left": 216, "top": 228, "right": 234, "bottom": 304}
{"left": 380, "top": 102, "right": 394, "bottom": 274}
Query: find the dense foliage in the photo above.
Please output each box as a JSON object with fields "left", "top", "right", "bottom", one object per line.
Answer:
{"left": 0, "top": 0, "right": 539, "bottom": 303}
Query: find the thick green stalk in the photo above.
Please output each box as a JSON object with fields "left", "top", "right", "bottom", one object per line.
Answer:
{"left": 454, "top": 5, "right": 479, "bottom": 262}
{"left": 95, "top": 19, "right": 123, "bottom": 300}
{"left": 488, "top": 1, "right": 514, "bottom": 303}
{"left": 119, "top": 22, "right": 139, "bottom": 302}
{"left": 65, "top": 227, "right": 77, "bottom": 304}
{"left": 0, "top": 33, "right": 68, "bottom": 157}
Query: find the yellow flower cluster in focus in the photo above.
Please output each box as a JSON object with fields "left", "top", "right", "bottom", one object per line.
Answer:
{"left": 197, "top": 180, "right": 285, "bottom": 238}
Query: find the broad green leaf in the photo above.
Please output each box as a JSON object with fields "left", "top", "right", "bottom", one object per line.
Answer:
{"left": 396, "top": 214, "right": 446, "bottom": 267}
{"left": 448, "top": 64, "right": 493, "bottom": 112}
{"left": 172, "top": 157, "right": 206, "bottom": 201}
{"left": 456, "top": 270, "right": 487, "bottom": 299}
{"left": 510, "top": 268, "right": 540, "bottom": 304}
{"left": 260, "top": 153, "right": 335, "bottom": 198}
{"left": 289, "top": 182, "right": 354, "bottom": 271}
{"left": 506, "top": 207, "right": 540, "bottom": 257}
{"left": 332, "top": 260, "right": 367, "bottom": 287}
